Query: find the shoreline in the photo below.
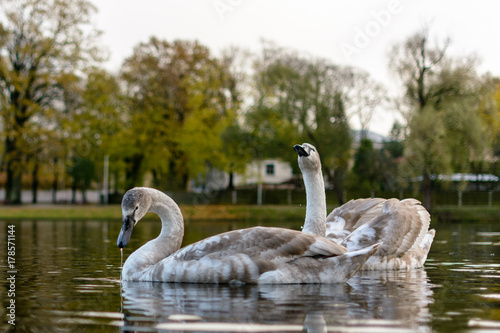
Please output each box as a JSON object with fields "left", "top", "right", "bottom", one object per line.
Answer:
{"left": 0, "top": 204, "right": 498, "bottom": 222}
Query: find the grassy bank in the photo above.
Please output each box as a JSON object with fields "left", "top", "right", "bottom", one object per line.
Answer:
{"left": 0, "top": 204, "right": 498, "bottom": 222}
{"left": 431, "top": 205, "right": 500, "bottom": 222}
{"left": 0, "top": 204, "right": 121, "bottom": 220}
{"left": 0, "top": 204, "right": 308, "bottom": 221}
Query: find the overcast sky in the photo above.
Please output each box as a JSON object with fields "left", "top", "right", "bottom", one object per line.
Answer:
{"left": 90, "top": 0, "right": 500, "bottom": 135}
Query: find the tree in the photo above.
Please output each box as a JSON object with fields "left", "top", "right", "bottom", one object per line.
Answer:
{"left": 67, "top": 156, "right": 95, "bottom": 203}
{"left": 384, "top": 121, "right": 405, "bottom": 160}
{"left": 311, "top": 86, "right": 352, "bottom": 204}
{"left": 390, "top": 28, "right": 486, "bottom": 209}
{"left": 492, "top": 81, "right": 500, "bottom": 158}
{"left": 72, "top": 69, "right": 124, "bottom": 198}
{"left": 0, "top": 0, "right": 101, "bottom": 203}
{"left": 351, "top": 138, "right": 378, "bottom": 193}
{"left": 378, "top": 121, "right": 406, "bottom": 192}
{"left": 247, "top": 42, "right": 355, "bottom": 203}
{"left": 477, "top": 77, "right": 500, "bottom": 159}
{"left": 119, "top": 37, "right": 237, "bottom": 190}
{"left": 389, "top": 29, "right": 450, "bottom": 111}
{"left": 217, "top": 47, "right": 253, "bottom": 190}
{"left": 346, "top": 68, "right": 387, "bottom": 140}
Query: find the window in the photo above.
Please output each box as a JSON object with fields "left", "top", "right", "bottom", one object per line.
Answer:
{"left": 266, "top": 164, "right": 275, "bottom": 176}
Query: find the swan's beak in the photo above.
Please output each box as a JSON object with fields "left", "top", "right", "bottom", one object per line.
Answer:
{"left": 294, "top": 144, "right": 309, "bottom": 157}
{"left": 117, "top": 215, "right": 135, "bottom": 248}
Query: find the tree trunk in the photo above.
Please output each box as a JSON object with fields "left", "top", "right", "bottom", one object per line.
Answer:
{"left": 331, "top": 180, "right": 344, "bottom": 205}
{"left": 5, "top": 81, "right": 30, "bottom": 204}
{"left": 52, "top": 158, "right": 59, "bottom": 204}
{"left": 125, "top": 154, "right": 144, "bottom": 190}
{"left": 32, "top": 161, "right": 39, "bottom": 204}
{"left": 113, "top": 170, "right": 119, "bottom": 194}
{"left": 4, "top": 137, "right": 22, "bottom": 204}
{"left": 227, "top": 171, "right": 234, "bottom": 190}
{"left": 152, "top": 169, "right": 159, "bottom": 187}
{"left": 71, "top": 180, "right": 78, "bottom": 204}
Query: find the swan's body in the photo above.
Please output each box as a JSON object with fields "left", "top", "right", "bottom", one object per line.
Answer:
{"left": 294, "top": 144, "right": 435, "bottom": 270}
{"left": 117, "top": 187, "right": 379, "bottom": 284}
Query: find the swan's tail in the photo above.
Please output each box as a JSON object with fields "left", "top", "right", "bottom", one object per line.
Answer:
{"left": 416, "top": 229, "right": 436, "bottom": 266}
{"left": 335, "top": 242, "right": 381, "bottom": 282}
{"left": 420, "top": 229, "right": 435, "bottom": 252}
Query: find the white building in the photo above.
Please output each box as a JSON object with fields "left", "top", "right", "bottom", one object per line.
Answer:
{"left": 233, "top": 159, "right": 293, "bottom": 187}
{"left": 190, "top": 159, "right": 294, "bottom": 192}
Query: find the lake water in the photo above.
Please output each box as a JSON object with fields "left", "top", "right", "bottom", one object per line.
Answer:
{"left": 0, "top": 217, "right": 499, "bottom": 332}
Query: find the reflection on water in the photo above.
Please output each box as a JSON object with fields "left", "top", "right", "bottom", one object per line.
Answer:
{"left": 0, "top": 219, "right": 499, "bottom": 332}
{"left": 424, "top": 222, "right": 500, "bottom": 332}
{"left": 121, "top": 270, "right": 432, "bottom": 332}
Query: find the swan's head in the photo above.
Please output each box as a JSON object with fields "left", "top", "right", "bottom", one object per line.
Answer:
{"left": 117, "top": 187, "right": 152, "bottom": 248}
{"left": 294, "top": 143, "right": 321, "bottom": 172}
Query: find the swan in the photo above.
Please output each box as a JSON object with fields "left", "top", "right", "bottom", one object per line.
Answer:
{"left": 117, "top": 187, "right": 380, "bottom": 284}
{"left": 293, "top": 143, "right": 435, "bottom": 270}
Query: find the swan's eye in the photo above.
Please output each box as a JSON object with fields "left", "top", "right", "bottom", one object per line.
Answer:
{"left": 134, "top": 206, "right": 139, "bottom": 211}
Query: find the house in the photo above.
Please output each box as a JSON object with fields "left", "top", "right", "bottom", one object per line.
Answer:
{"left": 189, "top": 159, "right": 294, "bottom": 192}
{"left": 233, "top": 159, "right": 293, "bottom": 188}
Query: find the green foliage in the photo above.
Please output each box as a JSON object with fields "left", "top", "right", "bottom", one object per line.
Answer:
{"left": 390, "top": 29, "right": 489, "bottom": 208}
{"left": 1, "top": 10, "right": 497, "bottom": 205}
{"left": 351, "top": 139, "right": 378, "bottom": 191}
{"left": 0, "top": 0, "right": 101, "bottom": 203}
{"left": 477, "top": 78, "right": 500, "bottom": 157}
{"left": 67, "top": 156, "right": 95, "bottom": 202}
{"left": 246, "top": 42, "right": 354, "bottom": 201}
{"left": 348, "top": 137, "right": 402, "bottom": 193}
{"left": 403, "top": 105, "right": 450, "bottom": 178}
{"left": 117, "top": 38, "right": 239, "bottom": 190}
{"left": 384, "top": 121, "right": 405, "bottom": 159}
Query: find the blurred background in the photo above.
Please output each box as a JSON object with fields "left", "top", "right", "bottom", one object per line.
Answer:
{"left": 0, "top": 0, "right": 499, "bottom": 210}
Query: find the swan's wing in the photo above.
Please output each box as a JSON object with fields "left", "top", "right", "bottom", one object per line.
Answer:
{"left": 342, "top": 198, "right": 430, "bottom": 257}
{"left": 326, "top": 198, "right": 386, "bottom": 231}
{"left": 401, "top": 198, "right": 431, "bottom": 253}
{"left": 173, "top": 226, "right": 347, "bottom": 262}
{"left": 143, "top": 227, "right": 349, "bottom": 283}
{"left": 325, "top": 198, "right": 385, "bottom": 242}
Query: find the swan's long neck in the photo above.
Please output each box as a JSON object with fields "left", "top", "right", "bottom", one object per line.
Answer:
{"left": 148, "top": 189, "right": 184, "bottom": 250}
{"left": 122, "top": 189, "right": 184, "bottom": 278}
{"left": 302, "top": 169, "right": 327, "bottom": 236}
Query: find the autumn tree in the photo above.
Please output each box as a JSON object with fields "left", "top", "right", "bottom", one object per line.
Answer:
{"left": 379, "top": 121, "right": 406, "bottom": 191}
{"left": 492, "top": 81, "right": 500, "bottom": 159}
{"left": 118, "top": 37, "right": 238, "bottom": 190}
{"left": 350, "top": 138, "right": 379, "bottom": 193}
{"left": 68, "top": 69, "right": 123, "bottom": 200}
{"left": 390, "top": 29, "right": 486, "bottom": 209}
{"left": 217, "top": 47, "right": 253, "bottom": 190}
{"left": 247, "top": 42, "right": 355, "bottom": 203}
{"left": 346, "top": 68, "right": 387, "bottom": 140}
{"left": 476, "top": 77, "right": 500, "bottom": 158}
{"left": 0, "top": 0, "right": 101, "bottom": 203}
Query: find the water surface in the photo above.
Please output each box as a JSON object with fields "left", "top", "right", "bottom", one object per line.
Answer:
{"left": 0, "top": 218, "right": 499, "bottom": 332}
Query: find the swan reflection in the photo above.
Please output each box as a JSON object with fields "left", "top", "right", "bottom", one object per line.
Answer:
{"left": 120, "top": 269, "right": 433, "bottom": 332}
